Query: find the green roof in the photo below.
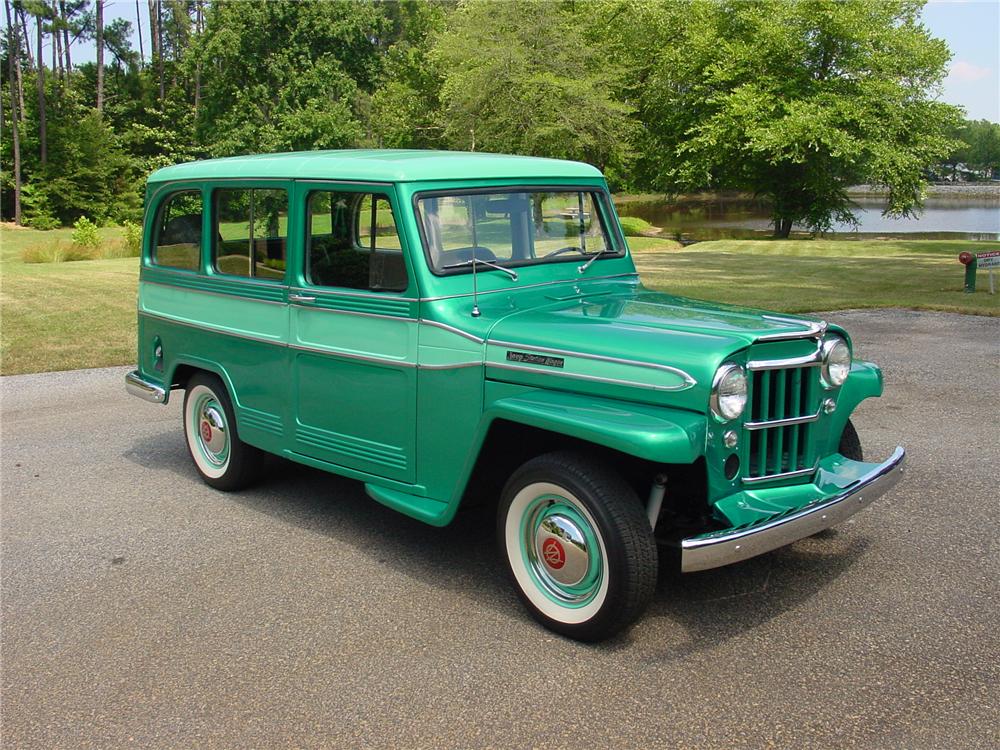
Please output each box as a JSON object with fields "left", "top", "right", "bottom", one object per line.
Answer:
{"left": 147, "top": 149, "right": 604, "bottom": 184}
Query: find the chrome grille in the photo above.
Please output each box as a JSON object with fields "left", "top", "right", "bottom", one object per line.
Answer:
{"left": 744, "top": 365, "right": 820, "bottom": 481}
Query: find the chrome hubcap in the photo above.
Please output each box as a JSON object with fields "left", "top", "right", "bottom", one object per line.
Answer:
{"left": 195, "top": 400, "right": 228, "bottom": 465}
{"left": 534, "top": 514, "right": 590, "bottom": 586}
{"left": 521, "top": 494, "right": 603, "bottom": 606}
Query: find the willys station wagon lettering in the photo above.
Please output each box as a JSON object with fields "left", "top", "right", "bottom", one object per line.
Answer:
{"left": 126, "top": 150, "right": 906, "bottom": 641}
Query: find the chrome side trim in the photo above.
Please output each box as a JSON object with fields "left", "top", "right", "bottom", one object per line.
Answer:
{"left": 747, "top": 347, "right": 823, "bottom": 371}
{"left": 744, "top": 412, "right": 820, "bottom": 431}
{"left": 289, "top": 303, "right": 414, "bottom": 322}
{"left": 125, "top": 370, "right": 167, "bottom": 404}
{"left": 487, "top": 339, "right": 697, "bottom": 387}
{"left": 288, "top": 286, "right": 416, "bottom": 303}
{"left": 420, "top": 272, "right": 639, "bottom": 302}
{"left": 288, "top": 343, "right": 417, "bottom": 368}
{"left": 142, "top": 311, "right": 456, "bottom": 369}
{"left": 295, "top": 179, "right": 395, "bottom": 186}
{"left": 681, "top": 447, "right": 906, "bottom": 572}
{"left": 139, "top": 311, "right": 287, "bottom": 346}
{"left": 417, "top": 361, "right": 482, "bottom": 370}
{"left": 488, "top": 361, "right": 694, "bottom": 392}
{"left": 742, "top": 464, "right": 818, "bottom": 484}
{"left": 419, "top": 319, "right": 486, "bottom": 344}
{"left": 756, "top": 317, "right": 828, "bottom": 341}
{"left": 139, "top": 311, "right": 287, "bottom": 347}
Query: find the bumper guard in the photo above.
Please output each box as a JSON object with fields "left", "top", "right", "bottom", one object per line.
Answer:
{"left": 125, "top": 370, "right": 167, "bottom": 404}
{"left": 681, "top": 446, "right": 906, "bottom": 572}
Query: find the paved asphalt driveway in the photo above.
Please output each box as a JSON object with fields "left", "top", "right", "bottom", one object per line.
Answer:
{"left": 2, "top": 310, "right": 998, "bottom": 749}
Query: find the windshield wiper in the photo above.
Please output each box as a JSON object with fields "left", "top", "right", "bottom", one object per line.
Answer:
{"left": 577, "top": 249, "right": 615, "bottom": 275}
{"left": 442, "top": 257, "right": 519, "bottom": 281}
{"left": 442, "top": 256, "right": 518, "bottom": 318}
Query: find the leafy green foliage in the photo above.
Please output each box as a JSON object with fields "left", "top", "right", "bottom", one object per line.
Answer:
{"left": 433, "top": 0, "right": 634, "bottom": 176}
{"left": 611, "top": 0, "right": 963, "bottom": 235}
{"left": 71, "top": 216, "right": 101, "bottom": 247}
{"left": 942, "top": 119, "right": 1000, "bottom": 179}
{"left": 190, "top": 0, "right": 382, "bottom": 155}
{"left": 122, "top": 221, "right": 142, "bottom": 255}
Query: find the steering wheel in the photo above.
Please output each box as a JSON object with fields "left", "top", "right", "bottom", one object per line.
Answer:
{"left": 541, "top": 245, "right": 583, "bottom": 259}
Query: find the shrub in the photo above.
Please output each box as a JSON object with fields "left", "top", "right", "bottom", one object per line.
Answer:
{"left": 71, "top": 216, "right": 101, "bottom": 248}
{"left": 23, "top": 215, "right": 61, "bottom": 230}
{"left": 122, "top": 221, "right": 143, "bottom": 256}
{"left": 618, "top": 216, "right": 655, "bottom": 236}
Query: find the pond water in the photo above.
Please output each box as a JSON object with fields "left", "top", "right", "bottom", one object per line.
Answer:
{"left": 616, "top": 191, "right": 1000, "bottom": 241}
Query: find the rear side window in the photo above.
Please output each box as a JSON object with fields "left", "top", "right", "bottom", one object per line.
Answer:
{"left": 213, "top": 188, "right": 289, "bottom": 280}
{"left": 153, "top": 190, "right": 203, "bottom": 270}
{"left": 306, "top": 190, "right": 408, "bottom": 292}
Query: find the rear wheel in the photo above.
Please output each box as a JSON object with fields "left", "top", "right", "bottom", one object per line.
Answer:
{"left": 497, "top": 451, "right": 657, "bottom": 642}
{"left": 183, "top": 373, "right": 263, "bottom": 491}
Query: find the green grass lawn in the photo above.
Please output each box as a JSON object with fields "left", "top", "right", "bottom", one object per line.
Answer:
{"left": 1, "top": 225, "right": 997, "bottom": 375}
{"left": 632, "top": 239, "right": 1000, "bottom": 316}
{"left": 1, "top": 225, "right": 139, "bottom": 375}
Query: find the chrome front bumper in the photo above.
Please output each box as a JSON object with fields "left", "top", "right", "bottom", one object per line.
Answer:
{"left": 681, "top": 446, "right": 906, "bottom": 572}
{"left": 125, "top": 370, "right": 167, "bottom": 404}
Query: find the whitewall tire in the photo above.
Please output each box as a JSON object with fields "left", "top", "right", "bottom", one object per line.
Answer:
{"left": 498, "top": 451, "right": 658, "bottom": 641}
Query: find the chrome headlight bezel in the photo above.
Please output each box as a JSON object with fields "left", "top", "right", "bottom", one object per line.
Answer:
{"left": 821, "top": 336, "right": 851, "bottom": 389}
{"left": 710, "top": 363, "right": 748, "bottom": 422}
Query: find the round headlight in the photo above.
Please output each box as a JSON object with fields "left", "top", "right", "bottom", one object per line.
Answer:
{"left": 711, "top": 363, "right": 747, "bottom": 422}
{"left": 821, "top": 337, "right": 851, "bottom": 388}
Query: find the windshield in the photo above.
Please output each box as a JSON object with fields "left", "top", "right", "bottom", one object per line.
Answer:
{"left": 416, "top": 189, "right": 622, "bottom": 275}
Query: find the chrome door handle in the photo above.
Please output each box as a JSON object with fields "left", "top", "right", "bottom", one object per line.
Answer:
{"left": 289, "top": 293, "right": 316, "bottom": 303}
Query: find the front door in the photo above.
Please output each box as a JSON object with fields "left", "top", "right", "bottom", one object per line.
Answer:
{"left": 288, "top": 183, "right": 418, "bottom": 484}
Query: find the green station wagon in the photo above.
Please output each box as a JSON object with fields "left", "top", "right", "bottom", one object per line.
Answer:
{"left": 126, "top": 150, "right": 906, "bottom": 641}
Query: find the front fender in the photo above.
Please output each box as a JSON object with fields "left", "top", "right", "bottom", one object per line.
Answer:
{"left": 820, "top": 360, "right": 884, "bottom": 455}
{"left": 483, "top": 389, "right": 707, "bottom": 464}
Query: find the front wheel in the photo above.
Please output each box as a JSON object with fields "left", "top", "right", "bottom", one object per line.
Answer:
{"left": 497, "top": 451, "right": 657, "bottom": 642}
{"left": 183, "top": 372, "right": 263, "bottom": 491}
{"left": 839, "top": 419, "right": 863, "bottom": 461}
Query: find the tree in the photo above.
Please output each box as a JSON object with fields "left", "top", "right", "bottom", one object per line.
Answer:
{"left": 432, "top": 0, "right": 633, "bottom": 174}
{"left": 369, "top": 0, "right": 448, "bottom": 148}
{"left": 95, "top": 0, "right": 102, "bottom": 111}
{"left": 191, "top": 0, "right": 382, "bottom": 156}
{"left": 617, "top": 0, "right": 962, "bottom": 236}
{"left": 135, "top": 0, "right": 143, "bottom": 64}
{"left": 962, "top": 120, "right": 1000, "bottom": 179}
{"left": 30, "top": 0, "right": 45, "bottom": 164}
{"left": 4, "top": 0, "right": 24, "bottom": 222}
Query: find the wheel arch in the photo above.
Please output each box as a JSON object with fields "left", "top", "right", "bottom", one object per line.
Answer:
{"left": 450, "top": 390, "right": 708, "bottom": 521}
{"left": 168, "top": 357, "right": 241, "bottom": 410}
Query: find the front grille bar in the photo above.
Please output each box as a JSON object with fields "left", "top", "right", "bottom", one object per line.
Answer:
{"left": 747, "top": 347, "right": 822, "bottom": 371}
{"left": 745, "top": 411, "right": 820, "bottom": 431}
{"left": 742, "top": 463, "right": 818, "bottom": 484}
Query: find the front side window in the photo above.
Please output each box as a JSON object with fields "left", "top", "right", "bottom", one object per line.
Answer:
{"left": 306, "top": 191, "right": 408, "bottom": 292}
{"left": 213, "top": 188, "right": 288, "bottom": 280}
{"left": 416, "top": 190, "right": 620, "bottom": 274}
{"left": 153, "top": 190, "right": 203, "bottom": 270}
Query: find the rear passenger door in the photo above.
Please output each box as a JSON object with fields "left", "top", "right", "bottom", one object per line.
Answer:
{"left": 287, "top": 183, "right": 418, "bottom": 484}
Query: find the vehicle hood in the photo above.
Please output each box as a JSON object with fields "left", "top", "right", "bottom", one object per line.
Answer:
{"left": 481, "top": 284, "right": 827, "bottom": 408}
